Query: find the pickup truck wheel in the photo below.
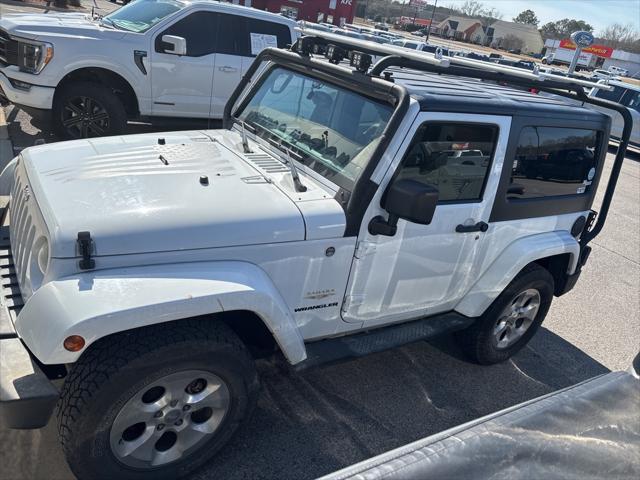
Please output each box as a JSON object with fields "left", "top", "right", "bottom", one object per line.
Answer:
{"left": 53, "top": 82, "right": 127, "bottom": 139}
{"left": 456, "top": 264, "right": 554, "bottom": 365}
{"left": 56, "top": 320, "right": 258, "bottom": 480}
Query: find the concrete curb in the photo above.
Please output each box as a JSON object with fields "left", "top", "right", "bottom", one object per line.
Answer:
{"left": 0, "top": 108, "right": 15, "bottom": 172}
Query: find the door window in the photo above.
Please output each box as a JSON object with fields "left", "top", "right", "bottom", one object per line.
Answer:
{"left": 155, "top": 12, "right": 217, "bottom": 57}
{"left": 396, "top": 123, "right": 498, "bottom": 202}
{"left": 509, "top": 127, "right": 598, "bottom": 199}
{"left": 216, "top": 13, "right": 249, "bottom": 55}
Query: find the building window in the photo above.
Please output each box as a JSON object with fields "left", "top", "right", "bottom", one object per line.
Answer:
{"left": 509, "top": 127, "right": 598, "bottom": 199}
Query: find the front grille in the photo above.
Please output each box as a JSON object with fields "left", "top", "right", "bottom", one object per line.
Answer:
{"left": 0, "top": 225, "right": 23, "bottom": 326}
{"left": 0, "top": 29, "right": 19, "bottom": 66}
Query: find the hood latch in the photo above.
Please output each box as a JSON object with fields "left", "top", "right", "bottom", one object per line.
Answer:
{"left": 77, "top": 231, "right": 95, "bottom": 270}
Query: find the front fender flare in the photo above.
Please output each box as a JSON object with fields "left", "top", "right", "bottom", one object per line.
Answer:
{"left": 16, "top": 261, "right": 306, "bottom": 365}
{"left": 455, "top": 231, "right": 580, "bottom": 318}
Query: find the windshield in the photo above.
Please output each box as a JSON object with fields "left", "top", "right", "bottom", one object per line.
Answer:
{"left": 104, "top": 0, "right": 183, "bottom": 33}
{"left": 236, "top": 67, "right": 394, "bottom": 189}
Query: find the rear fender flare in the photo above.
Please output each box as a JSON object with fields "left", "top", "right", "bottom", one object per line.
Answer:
{"left": 455, "top": 231, "right": 579, "bottom": 318}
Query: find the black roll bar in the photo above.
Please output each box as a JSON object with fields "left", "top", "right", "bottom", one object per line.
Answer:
{"left": 223, "top": 33, "right": 632, "bottom": 245}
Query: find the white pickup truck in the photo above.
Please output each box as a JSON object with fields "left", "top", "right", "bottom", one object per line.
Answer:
{"left": 0, "top": 0, "right": 296, "bottom": 138}
{"left": 0, "top": 31, "right": 632, "bottom": 480}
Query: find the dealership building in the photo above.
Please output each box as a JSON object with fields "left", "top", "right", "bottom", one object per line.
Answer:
{"left": 226, "top": 0, "right": 358, "bottom": 26}
{"left": 544, "top": 39, "right": 640, "bottom": 77}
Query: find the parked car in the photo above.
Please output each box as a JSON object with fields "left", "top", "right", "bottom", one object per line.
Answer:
{"left": 592, "top": 68, "right": 614, "bottom": 80}
{"left": 0, "top": 32, "right": 627, "bottom": 480}
{"left": 0, "top": 0, "right": 297, "bottom": 139}
{"left": 589, "top": 79, "right": 640, "bottom": 148}
{"left": 608, "top": 65, "right": 629, "bottom": 77}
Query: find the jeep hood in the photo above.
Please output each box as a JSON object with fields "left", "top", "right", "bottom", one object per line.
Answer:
{"left": 0, "top": 13, "right": 123, "bottom": 41}
{"left": 19, "top": 131, "right": 308, "bottom": 258}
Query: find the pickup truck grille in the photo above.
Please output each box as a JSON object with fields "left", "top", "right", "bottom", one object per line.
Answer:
{"left": 0, "top": 29, "right": 19, "bottom": 66}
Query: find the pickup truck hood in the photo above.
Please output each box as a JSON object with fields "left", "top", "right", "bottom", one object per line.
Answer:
{"left": 19, "top": 130, "right": 306, "bottom": 258}
{"left": 0, "top": 13, "right": 120, "bottom": 41}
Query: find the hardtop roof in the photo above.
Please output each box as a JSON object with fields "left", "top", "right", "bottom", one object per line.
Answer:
{"left": 390, "top": 68, "right": 609, "bottom": 121}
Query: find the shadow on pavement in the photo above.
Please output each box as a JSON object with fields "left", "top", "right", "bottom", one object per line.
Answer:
{"left": 193, "top": 327, "right": 609, "bottom": 480}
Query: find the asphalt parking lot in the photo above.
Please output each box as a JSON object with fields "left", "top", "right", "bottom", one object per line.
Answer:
{"left": 0, "top": 101, "right": 638, "bottom": 480}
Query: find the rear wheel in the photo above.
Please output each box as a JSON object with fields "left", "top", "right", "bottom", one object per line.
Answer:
{"left": 57, "top": 320, "right": 258, "bottom": 480}
{"left": 456, "top": 264, "right": 554, "bottom": 365}
{"left": 53, "top": 81, "right": 127, "bottom": 139}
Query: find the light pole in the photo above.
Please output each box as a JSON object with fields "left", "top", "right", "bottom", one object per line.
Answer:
{"left": 425, "top": 0, "right": 438, "bottom": 43}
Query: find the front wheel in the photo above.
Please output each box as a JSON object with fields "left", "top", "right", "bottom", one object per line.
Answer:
{"left": 53, "top": 81, "right": 127, "bottom": 139}
{"left": 56, "top": 320, "right": 259, "bottom": 480}
{"left": 456, "top": 263, "right": 554, "bottom": 365}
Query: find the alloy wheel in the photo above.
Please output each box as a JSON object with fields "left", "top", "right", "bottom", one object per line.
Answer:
{"left": 492, "top": 288, "right": 541, "bottom": 349}
{"left": 61, "top": 96, "right": 110, "bottom": 138}
{"left": 109, "top": 370, "right": 230, "bottom": 469}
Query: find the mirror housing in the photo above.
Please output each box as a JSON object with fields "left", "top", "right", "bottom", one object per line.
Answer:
{"left": 162, "top": 35, "right": 187, "bottom": 55}
{"left": 369, "top": 179, "right": 439, "bottom": 236}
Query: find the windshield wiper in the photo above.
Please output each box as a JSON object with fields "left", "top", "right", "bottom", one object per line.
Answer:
{"left": 257, "top": 126, "right": 308, "bottom": 193}
{"left": 100, "top": 17, "right": 120, "bottom": 30}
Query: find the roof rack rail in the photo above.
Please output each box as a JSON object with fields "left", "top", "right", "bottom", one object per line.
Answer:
{"left": 298, "top": 28, "right": 610, "bottom": 93}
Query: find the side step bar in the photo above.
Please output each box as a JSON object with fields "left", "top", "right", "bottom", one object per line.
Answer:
{"left": 295, "top": 312, "right": 474, "bottom": 371}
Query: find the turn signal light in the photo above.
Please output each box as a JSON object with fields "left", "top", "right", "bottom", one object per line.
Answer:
{"left": 63, "top": 335, "right": 85, "bottom": 352}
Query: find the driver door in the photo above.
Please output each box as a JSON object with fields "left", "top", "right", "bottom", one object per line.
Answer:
{"left": 342, "top": 113, "right": 511, "bottom": 328}
{"left": 150, "top": 11, "right": 217, "bottom": 118}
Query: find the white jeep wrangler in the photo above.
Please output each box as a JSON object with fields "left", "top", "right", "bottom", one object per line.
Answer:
{"left": 0, "top": 0, "right": 296, "bottom": 139}
{"left": 0, "top": 32, "right": 632, "bottom": 480}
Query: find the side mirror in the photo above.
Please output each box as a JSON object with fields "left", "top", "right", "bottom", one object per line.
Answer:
{"left": 162, "top": 35, "right": 187, "bottom": 55}
{"left": 369, "top": 178, "right": 439, "bottom": 236}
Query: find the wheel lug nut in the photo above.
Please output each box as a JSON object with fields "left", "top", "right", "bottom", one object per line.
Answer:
{"left": 154, "top": 411, "right": 163, "bottom": 418}
{"left": 183, "top": 405, "right": 191, "bottom": 412}
{"left": 170, "top": 400, "right": 178, "bottom": 407}
{"left": 175, "top": 419, "right": 183, "bottom": 426}
{"left": 157, "top": 424, "right": 165, "bottom": 431}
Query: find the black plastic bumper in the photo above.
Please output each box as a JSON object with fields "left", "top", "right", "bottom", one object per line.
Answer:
{"left": 0, "top": 209, "right": 58, "bottom": 429}
{"left": 0, "top": 304, "right": 58, "bottom": 429}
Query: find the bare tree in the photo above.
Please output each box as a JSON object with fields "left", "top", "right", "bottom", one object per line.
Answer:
{"left": 496, "top": 34, "right": 524, "bottom": 51}
{"left": 600, "top": 23, "right": 640, "bottom": 49}
{"left": 458, "top": 0, "right": 485, "bottom": 17}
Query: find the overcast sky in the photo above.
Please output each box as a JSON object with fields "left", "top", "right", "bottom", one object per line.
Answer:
{"left": 424, "top": 0, "right": 639, "bottom": 35}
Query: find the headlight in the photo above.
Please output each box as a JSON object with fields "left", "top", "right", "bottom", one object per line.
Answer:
{"left": 17, "top": 39, "right": 54, "bottom": 74}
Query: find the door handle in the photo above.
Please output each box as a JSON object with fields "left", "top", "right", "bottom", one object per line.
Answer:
{"left": 218, "top": 66, "right": 238, "bottom": 72}
{"left": 455, "top": 221, "right": 489, "bottom": 233}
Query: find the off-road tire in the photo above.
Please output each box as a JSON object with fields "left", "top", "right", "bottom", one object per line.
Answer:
{"left": 53, "top": 81, "right": 127, "bottom": 139}
{"left": 456, "top": 263, "right": 554, "bottom": 365}
{"left": 56, "top": 319, "right": 259, "bottom": 480}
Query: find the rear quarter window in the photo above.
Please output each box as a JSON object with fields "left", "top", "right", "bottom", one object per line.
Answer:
{"left": 509, "top": 127, "right": 599, "bottom": 199}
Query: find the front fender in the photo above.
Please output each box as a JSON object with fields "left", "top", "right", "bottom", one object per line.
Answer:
{"left": 16, "top": 261, "right": 306, "bottom": 365}
{"left": 455, "top": 231, "right": 580, "bottom": 318}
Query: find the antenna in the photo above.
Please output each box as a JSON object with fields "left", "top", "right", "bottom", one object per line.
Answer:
{"left": 240, "top": 121, "right": 252, "bottom": 154}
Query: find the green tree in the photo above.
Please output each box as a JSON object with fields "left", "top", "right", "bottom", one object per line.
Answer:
{"left": 513, "top": 9, "right": 539, "bottom": 26}
{"left": 540, "top": 18, "right": 594, "bottom": 40}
